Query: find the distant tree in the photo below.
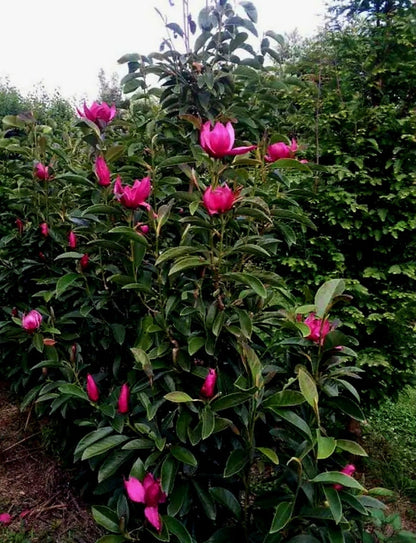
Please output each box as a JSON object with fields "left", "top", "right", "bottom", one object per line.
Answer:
{"left": 97, "top": 68, "right": 123, "bottom": 106}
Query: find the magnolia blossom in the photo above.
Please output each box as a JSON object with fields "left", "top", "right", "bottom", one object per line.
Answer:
{"left": 86, "top": 374, "right": 99, "bottom": 402}
{"left": 114, "top": 176, "right": 152, "bottom": 210}
{"left": 303, "top": 313, "right": 333, "bottom": 345}
{"left": 118, "top": 383, "right": 130, "bottom": 414}
{"left": 21, "top": 310, "right": 42, "bottom": 332}
{"left": 125, "top": 473, "right": 166, "bottom": 532}
{"left": 34, "top": 162, "right": 50, "bottom": 180}
{"left": 265, "top": 139, "right": 304, "bottom": 163}
{"left": 202, "top": 184, "right": 239, "bottom": 215}
{"left": 201, "top": 368, "right": 217, "bottom": 398}
{"left": 0, "top": 512, "right": 12, "bottom": 525}
{"left": 77, "top": 101, "right": 116, "bottom": 128}
{"left": 80, "top": 253, "right": 89, "bottom": 271}
{"left": 68, "top": 231, "right": 77, "bottom": 249}
{"left": 94, "top": 156, "right": 111, "bottom": 186}
{"left": 334, "top": 464, "right": 356, "bottom": 491}
{"left": 40, "top": 222, "right": 49, "bottom": 237}
{"left": 200, "top": 121, "right": 256, "bottom": 158}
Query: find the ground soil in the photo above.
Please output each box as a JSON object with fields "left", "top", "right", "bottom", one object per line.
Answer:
{"left": 0, "top": 381, "right": 102, "bottom": 543}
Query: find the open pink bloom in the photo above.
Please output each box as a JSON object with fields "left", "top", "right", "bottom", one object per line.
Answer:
{"left": 265, "top": 139, "right": 298, "bottom": 162}
{"left": 303, "top": 313, "right": 333, "bottom": 345}
{"left": 201, "top": 368, "right": 217, "bottom": 398}
{"left": 125, "top": 473, "right": 166, "bottom": 532}
{"left": 77, "top": 101, "right": 116, "bottom": 128}
{"left": 114, "top": 176, "right": 152, "bottom": 210}
{"left": 334, "top": 464, "right": 356, "bottom": 491}
{"left": 94, "top": 156, "right": 111, "bottom": 186}
{"left": 200, "top": 121, "right": 256, "bottom": 158}
{"left": 68, "top": 231, "right": 77, "bottom": 249}
{"left": 40, "top": 222, "right": 49, "bottom": 237}
{"left": 118, "top": 383, "right": 130, "bottom": 414}
{"left": 80, "top": 253, "right": 89, "bottom": 271}
{"left": 202, "top": 184, "right": 239, "bottom": 215}
{"left": 86, "top": 374, "right": 99, "bottom": 402}
{"left": 34, "top": 162, "right": 50, "bottom": 180}
{"left": 16, "top": 218, "right": 24, "bottom": 234}
{"left": 21, "top": 310, "right": 42, "bottom": 332}
{"left": 0, "top": 512, "right": 12, "bottom": 525}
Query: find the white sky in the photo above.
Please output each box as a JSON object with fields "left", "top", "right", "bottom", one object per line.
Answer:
{"left": 0, "top": 0, "right": 327, "bottom": 104}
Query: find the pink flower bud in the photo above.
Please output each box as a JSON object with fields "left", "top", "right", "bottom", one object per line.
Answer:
{"left": 80, "top": 253, "right": 89, "bottom": 271}
{"left": 303, "top": 313, "right": 333, "bottom": 345}
{"left": 16, "top": 218, "right": 24, "bottom": 234}
{"left": 200, "top": 121, "right": 256, "bottom": 158}
{"left": 86, "top": 374, "right": 100, "bottom": 402}
{"left": 77, "top": 101, "right": 116, "bottom": 129}
{"left": 118, "top": 383, "right": 130, "bottom": 414}
{"left": 94, "top": 156, "right": 111, "bottom": 186}
{"left": 34, "top": 162, "right": 50, "bottom": 180}
{"left": 201, "top": 368, "right": 217, "bottom": 398}
{"left": 40, "top": 222, "right": 49, "bottom": 237}
{"left": 21, "top": 310, "right": 42, "bottom": 332}
{"left": 68, "top": 231, "right": 77, "bottom": 248}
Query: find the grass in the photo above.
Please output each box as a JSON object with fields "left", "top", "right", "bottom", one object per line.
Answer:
{"left": 363, "top": 386, "right": 416, "bottom": 499}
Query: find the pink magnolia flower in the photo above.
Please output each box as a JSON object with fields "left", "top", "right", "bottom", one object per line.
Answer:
{"left": 125, "top": 473, "right": 166, "bottom": 532}
{"left": 16, "top": 218, "right": 24, "bottom": 234}
{"left": 334, "top": 464, "right": 356, "bottom": 491}
{"left": 118, "top": 383, "right": 130, "bottom": 414}
{"left": 201, "top": 368, "right": 217, "bottom": 398}
{"left": 0, "top": 512, "right": 12, "bottom": 525}
{"left": 303, "top": 313, "right": 333, "bottom": 345}
{"left": 77, "top": 101, "right": 116, "bottom": 128}
{"left": 34, "top": 162, "right": 50, "bottom": 180}
{"left": 200, "top": 121, "right": 256, "bottom": 158}
{"left": 68, "top": 231, "right": 77, "bottom": 249}
{"left": 21, "top": 310, "right": 42, "bottom": 332}
{"left": 202, "top": 184, "right": 239, "bottom": 215}
{"left": 80, "top": 253, "right": 89, "bottom": 271}
{"left": 114, "top": 176, "right": 152, "bottom": 210}
{"left": 86, "top": 374, "right": 99, "bottom": 402}
{"left": 94, "top": 156, "right": 111, "bottom": 186}
{"left": 265, "top": 139, "right": 298, "bottom": 162}
{"left": 40, "top": 222, "right": 49, "bottom": 237}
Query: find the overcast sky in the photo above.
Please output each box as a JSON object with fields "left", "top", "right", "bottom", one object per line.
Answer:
{"left": 0, "top": 0, "right": 327, "bottom": 103}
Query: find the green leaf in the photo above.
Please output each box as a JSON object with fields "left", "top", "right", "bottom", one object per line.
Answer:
{"left": 269, "top": 408, "right": 313, "bottom": 441}
{"left": 211, "top": 392, "right": 251, "bottom": 412}
{"left": 188, "top": 336, "right": 205, "bottom": 356}
{"left": 298, "top": 366, "right": 318, "bottom": 409}
{"left": 311, "top": 471, "right": 365, "bottom": 491}
{"left": 270, "top": 501, "right": 293, "bottom": 533}
{"left": 326, "top": 525, "right": 345, "bottom": 543}
{"left": 81, "top": 435, "right": 130, "bottom": 460}
{"left": 82, "top": 204, "right": 120, "bottom": 215}
{"left": 108, "top": 226, "right": 147, "bottom": 244}
{"left": 168, "top": 256, "right": 209, "bottom": 276}
{"left": 170, "top": 445, "right": 198, "bottom": 467}
{"left": 240, "top": 1, "right": 258, "bottom": 23}
{"left": 263, "top": 390, "right": 305, "bottom": 408}
{"left": 164, "top": 391, "right": 196, "bottom": 403}
{"left": 95, "top": 536, "right": 127, "bottom": 543}
{"left": 74, "top": 427, "right": 114, "bottom": 461}
{"left": 273, "top": 158, "right": 310, "bottom": 171}
{"left": 209, "top": 487, "right": 242, "bottom": 519}
{"left": 98, "top": 450, "right": 132, "bottom": 483}
{"left": 223, "top": 272, "right": 267, "bottom": 298}
{"left": 336, "top": 439, "right": 368, "bottom": 457}
{"left": 92, "top": 506, "right": 120, "bottom": 533}
{"left": 112, "top": 324, "right": 126, "bottom": 346}
{"left": 55, "top": 251, "right": 86, "bottom": 260}
{"left": 157, "top": 155, "right": 194, "bottom": 168}
{"left": 58, "top": 384, "right": 88, "bottom": 401}
{"left": 156, "top": 245, "right": 202, "bottom": 265}
{"left": 256, "top": 447, "right": 279, "bottom": 465}
{"left": 56, "top": 273, "right": 82, "bottom": 298}
{"left": 163, "top": 516, "right": 193, "bottom": 543}
{"left": 223, "top": 449, "right": 248, "bottom": 477}
{"left": 323, "top": 486, "right": 343, "bottom": 524}
{"left": 201, "top": 407, "right": 216, "bottom": 440}
{"left": 314, "top": 279, "right": 345, "bottom": 318}
{"left": 161, "top": 455, "right": 178, "bottom": 495}
{"left": 317, "top": 431, "right": 337, "bottom": 460}
{"left": 328, "top": 397, "right": 366, "bottom": 422}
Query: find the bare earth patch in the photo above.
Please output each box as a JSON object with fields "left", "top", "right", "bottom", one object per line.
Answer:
{"left": 0, "top": 381, "right": 102, "bottom": 542}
